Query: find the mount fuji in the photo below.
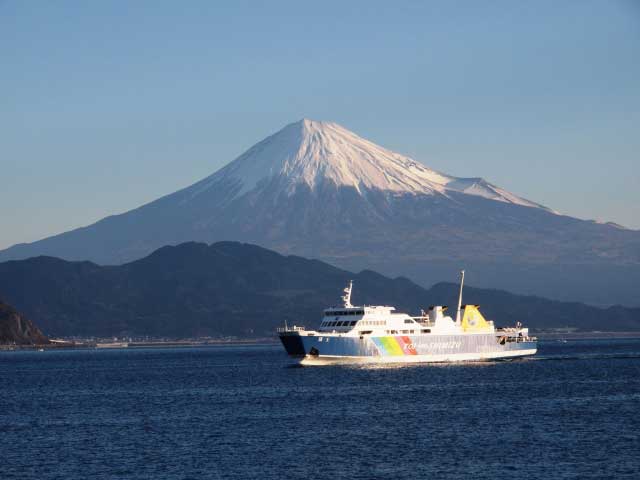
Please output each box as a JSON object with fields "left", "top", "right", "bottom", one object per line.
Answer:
{"left": 2, "top": 119, "right": 639, "bottom": 305}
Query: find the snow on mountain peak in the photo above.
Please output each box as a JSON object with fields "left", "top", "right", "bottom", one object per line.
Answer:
{"left": 190, "top": 119, "right": 551, "bottom": 211}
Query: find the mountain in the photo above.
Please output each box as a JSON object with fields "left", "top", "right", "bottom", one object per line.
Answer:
{"left": 1, "top": 119, "right": 639, "bottom": 305}
{"left": 0, "top": 300, "right": 49, "bottom": 345}
{"left": 0, "top": 241, "right": 637, "bottom": 337}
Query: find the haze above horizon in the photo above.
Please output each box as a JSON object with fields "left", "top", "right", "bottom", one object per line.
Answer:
{"left": 1, "top": 0, "right": 639, "bottom": 250}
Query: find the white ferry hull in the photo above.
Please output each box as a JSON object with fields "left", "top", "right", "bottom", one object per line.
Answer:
{"left": 299, "top": 348, "right": 537, "bottom": 366}
{"left": 279, "top": 331, "right": 537, "bottom": 365}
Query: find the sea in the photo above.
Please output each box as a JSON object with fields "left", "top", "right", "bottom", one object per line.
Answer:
{"left": 1, "top": 338, "right": 639, "bottom": 479}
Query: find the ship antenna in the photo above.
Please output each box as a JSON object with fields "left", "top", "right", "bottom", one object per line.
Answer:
{"left": 455, "top": 270, "right": 465, "bottom": 325}
{"left": 342, "top": 280, "right": 353, "bottom": 308}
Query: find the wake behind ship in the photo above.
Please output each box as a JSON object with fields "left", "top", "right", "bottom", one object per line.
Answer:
{"left": 277, "top": 272, "right": 536, "bottom": 365}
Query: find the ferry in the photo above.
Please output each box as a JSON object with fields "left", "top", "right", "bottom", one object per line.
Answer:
{"left": 277, "top": 271, "right": 537, "bottom": 365}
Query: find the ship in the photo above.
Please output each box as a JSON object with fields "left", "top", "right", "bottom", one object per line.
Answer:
{"left": 277, "top": 271, "right": 537, "bottom": 365}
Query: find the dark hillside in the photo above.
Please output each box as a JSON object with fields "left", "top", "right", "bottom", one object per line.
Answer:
{"left": 0, "top": 242, "right": 637, "bottom": 337}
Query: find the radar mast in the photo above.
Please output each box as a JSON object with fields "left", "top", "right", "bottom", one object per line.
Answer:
{"left": 455, "top": 270, "right": 465, "bottom": 325}
{"left": 342, "top": 280, "right": 354, "bottom": 308}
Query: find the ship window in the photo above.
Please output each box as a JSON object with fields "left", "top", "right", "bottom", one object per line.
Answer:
{"left": 404, "top": 319, "right": 414, "bottom": 324}
{"left": 350, "top": 321, "right": 357, "bottom": 326}
{"left": 421, "top": 329, "right": 431, "bottom": 333}
{"left": 401, "top": 330, "right": 409, "bottom": 334}
{"left": 410, "top": 330, "right": 415, "bottom": 334}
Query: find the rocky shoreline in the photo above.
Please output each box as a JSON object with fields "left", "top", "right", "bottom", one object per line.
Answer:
{"left": 0, "top": 300, "right": 50, "bottom": 345}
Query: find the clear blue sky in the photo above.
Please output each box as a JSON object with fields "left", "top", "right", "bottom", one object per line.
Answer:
{"left": 1, "top": 0, "right": 639, "bottom": 249}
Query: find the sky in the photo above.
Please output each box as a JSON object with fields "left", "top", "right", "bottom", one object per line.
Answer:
{"left": 1, "top": 0, "right": 639, "bottom": 250}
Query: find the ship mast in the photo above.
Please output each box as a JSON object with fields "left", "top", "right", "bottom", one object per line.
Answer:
{"left": 342, "top": 280, "right": 353, "bottom": 308}
{"left": 455, "top": 270, "right": 465, "bottom": 325}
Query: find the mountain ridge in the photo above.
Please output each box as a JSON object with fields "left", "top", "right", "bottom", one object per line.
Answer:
{"left": 1, "top": 119, "right": 638, "bottom": 305}
{"left": 0, "top": 241, "right": 638, "bottom": 337}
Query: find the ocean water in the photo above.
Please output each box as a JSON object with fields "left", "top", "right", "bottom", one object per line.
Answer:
{"left": 1, "top": 339, "right": 639, "bottom": 479}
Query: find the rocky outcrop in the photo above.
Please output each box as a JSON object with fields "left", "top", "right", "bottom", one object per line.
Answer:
{"left": 0, "top": 300, "right": 49, "bottom": 345}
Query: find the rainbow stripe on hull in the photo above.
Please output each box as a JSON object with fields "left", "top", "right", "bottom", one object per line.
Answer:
{"left": 372, "top": 336, "right": 418, "bottom": 356}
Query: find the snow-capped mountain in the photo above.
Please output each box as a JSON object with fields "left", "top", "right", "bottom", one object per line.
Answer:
{"left": 1, "top": 119, "right": 638, "bottom": 305}
{"left": 186, "top": 119, "right": 548, "bottom": 209}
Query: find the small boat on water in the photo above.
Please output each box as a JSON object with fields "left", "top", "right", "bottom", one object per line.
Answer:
{"left": 277, "top": 271, "right": 537, "bottom": 365}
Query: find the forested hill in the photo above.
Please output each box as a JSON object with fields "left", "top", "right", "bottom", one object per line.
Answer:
{"left": 0, "top": 241, "right": 637, "bottom": 337}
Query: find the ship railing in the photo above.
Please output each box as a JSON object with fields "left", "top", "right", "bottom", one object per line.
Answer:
{"left": 412, "top": 317, "right": 435, "bottom": 327}
{"left": 276, "top": 325, "right": 306, "bottom": 333}
{"left": 497, "top": 334, "right": 537, "bottom": 343}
